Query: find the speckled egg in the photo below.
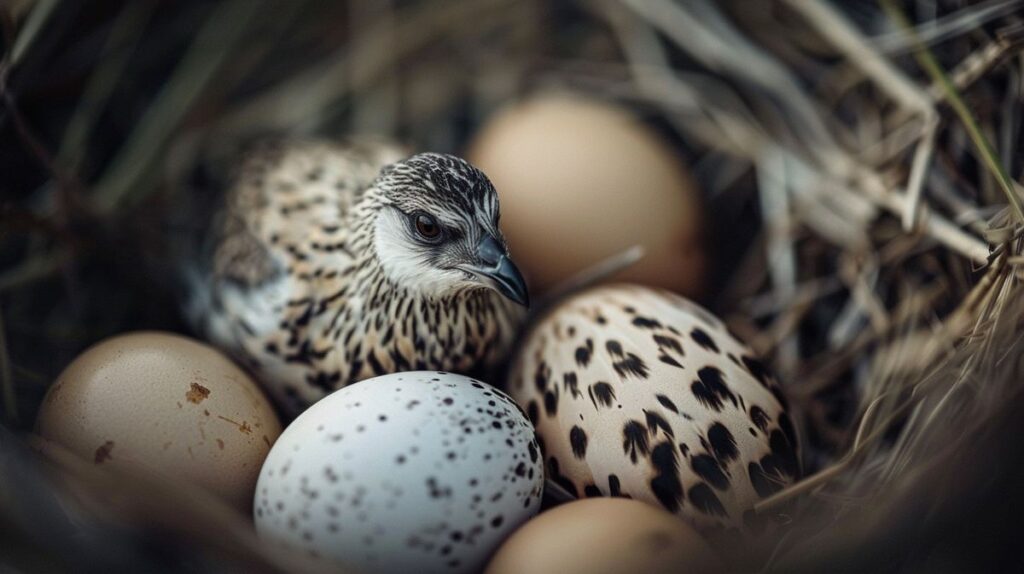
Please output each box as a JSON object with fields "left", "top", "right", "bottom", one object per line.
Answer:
{"left": 254, "top": 371, "right": 544, "bottom": 574}
{"left": 508, "top": 285, "right": 799, "bottom": 534}
{"left": 35, "top": 332, "right": 282, "bottom": 512}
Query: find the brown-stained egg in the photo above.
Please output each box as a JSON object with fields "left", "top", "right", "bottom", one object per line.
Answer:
{"left": 485, "top": 498, "right": 724, "bottom": 574}
{"left": 507, "top": 285, "right": 799, "bottom": 534}
{"left": 35, "top": 332, "right": 282, "bottom": 511}
{"left": 467, "top": 93, "right": 704, "bottom": 296}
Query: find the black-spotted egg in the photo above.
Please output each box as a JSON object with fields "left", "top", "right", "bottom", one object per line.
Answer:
{"left": 508, "top": 284, "right": 799, "bottom": 534}
{"left": 254, "top": 372, "right": 544, "bottom": 573}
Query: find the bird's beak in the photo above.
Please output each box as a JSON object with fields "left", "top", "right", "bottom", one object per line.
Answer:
{"left": 462, "top": 235, "right": 529, "bottom": 307}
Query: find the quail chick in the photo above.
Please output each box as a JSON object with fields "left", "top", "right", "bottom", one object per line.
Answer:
{"left": 185, "top": 139, "right": 529, "bottom": 415}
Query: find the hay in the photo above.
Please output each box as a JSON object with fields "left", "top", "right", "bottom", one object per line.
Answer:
{"left": 2, "top": 0, "right": 1023, "bottom": 571}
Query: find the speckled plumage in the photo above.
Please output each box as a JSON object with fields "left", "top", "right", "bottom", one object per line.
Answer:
{"left": 186, "top": 139, "right": 525, "bottom": 415}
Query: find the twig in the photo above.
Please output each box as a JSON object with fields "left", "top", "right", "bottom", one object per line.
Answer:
{"left": 537, "top": 245, "right": 645, "bottom": 313}
{"left": 618, "top": 0, "right": 841, "bottom": 159}
{"left": 753, "top": 394, "right": 888, "bottom": 513}
{"left": 902, "top": 115, "right": 938, "bottom": 229}
{"left": 852, "top": 165, "right": 991, "bottom": 263}
{"left": 794, "top": 283, "right": 947, "bottom": 397}
{"left": 757, "top": 149, "right": 800, "bottom": 372}
{"left": 926, "top": 24, "right": 1024, "bottom": 101}
{"left": 782, "top": 0, "right": 933, "bottom": 113}
{"left": 780, "top": 0, "right": 939, "bottom": 230}
{"left": 872, "top": 0, "right": 1024, "bottom": 54}
{"left": 881, "top": 0, "right": 1024, "bottom": 225}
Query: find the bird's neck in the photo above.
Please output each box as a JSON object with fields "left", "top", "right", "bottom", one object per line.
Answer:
{"left": 325, "top": 192, "right": 518, "bottom": 369}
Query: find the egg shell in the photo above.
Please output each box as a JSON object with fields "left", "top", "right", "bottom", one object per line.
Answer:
{"left": 253, "top": 371, "right": 544, "bottom": 574}
{"left": 35, "top": 331, "right": 282, "bottom": 511}
{"left": 467, "top": 93, "right": 704, "bottom": 296}
{"left": 485, "top": 498, "right": 724, "bottom": 574}
{"left": 508, "top": 284, "right": 799, "bottom": 533}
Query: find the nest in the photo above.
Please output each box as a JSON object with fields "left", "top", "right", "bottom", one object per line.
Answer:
{"left": 2, "top": 1, "right": 1023, "bottom": 571}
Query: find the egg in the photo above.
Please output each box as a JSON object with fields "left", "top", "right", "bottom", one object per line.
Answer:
{"left": 253, "top": 371, "right": 544, "bottom": 574}
{"left": 467, "top": 93, "right": 704, "bottom": 296}
{"left": 485, "top": 498, "right": 724, "bottom": 574}
{"left": 35, "top": 332, "right": 282, "bottom": 511}
{"left": 508, "top": 284, "right": 799, "bottom": 533}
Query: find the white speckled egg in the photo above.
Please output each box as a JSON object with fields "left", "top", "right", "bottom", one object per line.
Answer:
{"left": 254, "top": 371, "right": 544, "bottom": 573}
{"left": 508, "top": 285, "right": 799, "bottom": 534}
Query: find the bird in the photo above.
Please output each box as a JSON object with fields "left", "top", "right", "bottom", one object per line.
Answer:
{"left": 182, "top": 138, "right": 529, "bottom": 416}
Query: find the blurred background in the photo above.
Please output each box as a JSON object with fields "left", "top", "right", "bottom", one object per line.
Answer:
{"left": 2, "top": 0, "right": 1024, "bottom": 572}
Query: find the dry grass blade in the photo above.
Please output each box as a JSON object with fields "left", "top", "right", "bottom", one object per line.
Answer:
{"left": 0, "top": 251, "right": 65, "bottom": 293}
{"left": 872, "top": 0, "right": 1023, "bottom": 53}
{"left": 926, "top": 23, "right": 1024, "bottom": 99}
{"left": 762, "top": 246, "right": 1013, "bottom": 513}
{"left": 55, "top": 2, "right": 156, "bottom": 174}
{"left": 213, "top": 0, "right": 517, "bottom": 138}
{"left": 880, "top": 0, "right": 1024, "bottom": 225}
{"left": 8, "top": 0, "right": 58, "bottom": 67}
{"left": 0, "top": 309, "right": 15, "bottom": 426}
{"left": 91, "top": 0, "right": 265, "bottom": 212}
{"left": 753, "top": 394, "right": 889, "bottom": 514}
{"left": 780, "top": 0, "right": 938, "bottom": 229}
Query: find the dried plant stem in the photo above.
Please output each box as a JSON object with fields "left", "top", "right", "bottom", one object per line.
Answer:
{"left": 0, "top": 308, "right": 15, "bottom": 426}
{"left": 753, "top": 395, "right": 888, "bottom": 513}
{"left": 853, "top": 167, "right": 991, "bottom": 263}
{"left": 8, "top": 0, "right": 58, "bottom": 66}
{"left": 757, "top": 150, "right": 800, "bottom": 372}
{"left": 902, "top": 116, "right": 938, "bottom": 229}
{"left": 782, "top": 0, "right": 932, "bottom": 112}
{"left": 56, "top": 2, "right": 156, "bottom": 174}
{"left": 872, "top": 0, "right": 1022, "bottom": 53}
{"left": 780, "top": 0, "right": 939, "bottom": 230}
{"left": 953, "top": 244, "right": 1009, "bottom": 320}
{"left": 794, "top": 283, "right": 946, "bottom": 397}
{"left": 880, "top": 0, "right": 1024, "bottom": 225}
{"left": 926, "top": 27, "right": 1024, "bottom": 100}
{"left": 92, "top": 0, "right": 264, "bottom": 212}
{"left": 763, "top": 248, "right": 1013, "bottom": 512}
{"left": 214, "top": 0, "right": 516, "bottom": 137}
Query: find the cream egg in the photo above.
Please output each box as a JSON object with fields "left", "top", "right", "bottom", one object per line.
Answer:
{"left": 35, "top": 331, "right": 282, "bottom": 511}
{"left": 486, "top": 498, "right": 724, "bottom": 574}
{"left": 467, "top": 93, "right": 704, "bottom": 296}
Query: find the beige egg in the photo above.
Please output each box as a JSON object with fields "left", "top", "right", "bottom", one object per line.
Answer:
{"left": 485, "top": 498, "right": 724, "bottom": 574}
{"left": 35, "top": 331, "right": 282, "bottom": 511}
{"left": 467, "top": 93, "right": 704, "bottom": 296}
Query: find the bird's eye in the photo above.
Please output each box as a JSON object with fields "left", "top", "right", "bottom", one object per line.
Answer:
{"left": 413, "top": 212, "right": 442, "bottom": 241}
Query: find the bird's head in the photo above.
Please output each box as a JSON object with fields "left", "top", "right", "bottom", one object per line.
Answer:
{"left": 368, "top": 153, "right": 529, "bottom": 307}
